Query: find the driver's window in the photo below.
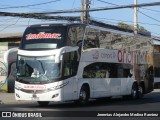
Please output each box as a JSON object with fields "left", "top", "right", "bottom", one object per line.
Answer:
{"left": 62, "top": 51, "right": 79, "bottom": 79}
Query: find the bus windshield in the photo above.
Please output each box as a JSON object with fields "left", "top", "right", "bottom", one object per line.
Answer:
{"left": 16, "top": 55, "right": 61, "bottom": 84}
{"left": 20, "top": 26, "right": 67, "bottom": 50}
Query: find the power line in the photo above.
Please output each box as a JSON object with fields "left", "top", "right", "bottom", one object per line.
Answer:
{"left": 97, "top": 0, "right": 118, "bottom": 6}
{"left": 96, "top": 0, "right": 160, "bottom": 14}
{"left": 94, "top": 1, "right": 160, "bottom": 34}
{"left": 32, "top": 2, "right": 160, "bottom": 15}
{"left": 0, "top": 2, "right": 159, "bottom": 36}
{"left": 95, "top": 1, "right": 160, "bottom": 22}
{"left": 0, "top": 9, "right": 82, "bottom": 21}
{"left": 92, "top": 18, "right": 160, "bottom": 36}
{"left": 91, "top": 1, "right": 160, "bottom": 28}
{"left": 152, "top": 32, "right": 160, "bottom": 36}
{"left": 0, "top": 0, "right": 61, "bottom": 9}
{"left": 0, "top": 18, "right": 20, "bottom": 32}
{"left": 72, "top": 0, "right": 76, "bottom": 8}
{"left": 0, "top": 2, "right": 160, "bottom": 16}
{"left": 0, "top": 17, "right": 18, "bottom": 22}
{"left": 138, "top": 10, "right": 160, "bottom": 23}
{"left": 93, "top": 17, "right": 160, "bottom": 27}
{"left": 95, "top": 1, "right": 160, "bottom": 19}
{"left": 140, "top": 7, "right": 160, "bottom": 13}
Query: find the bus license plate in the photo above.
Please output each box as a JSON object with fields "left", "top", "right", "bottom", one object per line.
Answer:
{"left": 32, "top": 97, "right": 39, "bottom": 101}
{"left": 32, "top": 94, "right": 39, "bottom": 101}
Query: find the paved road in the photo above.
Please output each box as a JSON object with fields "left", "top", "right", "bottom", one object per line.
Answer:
{"left": 0, "top": 89, "right": 160, "bottom": 120}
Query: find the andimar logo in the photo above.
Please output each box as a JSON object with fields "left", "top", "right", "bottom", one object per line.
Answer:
{"left": 92, "top": 51, "right": 99, "bottom": 60}
{"left": 26, "top": 32, "right": 61, "bottom": 40}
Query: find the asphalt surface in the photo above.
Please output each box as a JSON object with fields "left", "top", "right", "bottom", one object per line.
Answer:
{"left": 0, "top": 91, "right": 32, "bottom": 104}
{"left": 0, "top": 89, "right": 160, "bottom": 104}
{"left": 0, "top": 89, "right": 160, "bottom": 120}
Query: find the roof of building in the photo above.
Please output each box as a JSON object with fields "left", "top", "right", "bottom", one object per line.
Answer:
{"left": 0, "top": 33, "right": 23, "bottom": 39}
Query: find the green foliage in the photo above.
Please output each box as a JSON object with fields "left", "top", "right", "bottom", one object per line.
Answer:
{"left": 118, "top": 22, "right": 133, "bottom": 30}
{"left": 118, "top": 22, "right": 148, "bottom": 32}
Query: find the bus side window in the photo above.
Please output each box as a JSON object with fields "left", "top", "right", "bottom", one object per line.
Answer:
{"left": 121, "top": 64, "right": 133, "bottom": 78}
{"left": 108, "top": 64, "right": 116, "bottom": 78}
{"left": 83, "top": 62, "right": 111, "bottom": 78}
{"left": 123, "top": 69, "right": 131, "bottom": 78}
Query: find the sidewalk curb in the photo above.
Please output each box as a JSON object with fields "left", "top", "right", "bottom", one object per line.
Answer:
{"left": 0, "top": 101, "right": 34, "bottom": 105}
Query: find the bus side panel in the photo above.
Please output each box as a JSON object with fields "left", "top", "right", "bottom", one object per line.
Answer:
{"left": 110, "top": 78, "right": 121, "bottom": 96}
{"left": 91, "top": 78, "right": 110, "bottom": 98}
{"left": 121, "top": 78, "right": 134, "bottom": 95}
{"left": 72, "top": 77, "right": 79, "bottom": 100}
{"left": 62, "top": 77, "right": 74, "bottom": 101}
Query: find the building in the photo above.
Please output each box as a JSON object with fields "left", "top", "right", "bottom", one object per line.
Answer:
{"left": 153, "top": 37, "right": 160, "bottom": 88}
{"left": 0, "top": 33, "right": 22, "bottom": 92}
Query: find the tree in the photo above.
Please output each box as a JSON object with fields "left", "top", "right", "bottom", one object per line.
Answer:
{"left": 118, "top": 22, "right": 148, "bottom": 32}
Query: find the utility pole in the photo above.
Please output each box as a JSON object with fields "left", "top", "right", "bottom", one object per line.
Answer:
{"left": 85, "top": 0, "right": 90, "bottom": 24}
{"left": 80, "top": 0, "right": 85, "bottom": 23}
{"left": 134, "top": 0, "right": 138, "bottom": 34}
{"left": 80, "top": 0, "right": 90, "bottom": 24}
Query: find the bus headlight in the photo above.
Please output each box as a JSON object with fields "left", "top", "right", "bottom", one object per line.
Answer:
{"left": 52, "top": 93, "right": 59, "bottom": 98}
{"left": 16, "top": 93, "right": 20, "bottom": 98}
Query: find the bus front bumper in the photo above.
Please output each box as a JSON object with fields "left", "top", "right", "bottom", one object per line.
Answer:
{"left": 15, "top": 89, "right": 63, "bottom": 102}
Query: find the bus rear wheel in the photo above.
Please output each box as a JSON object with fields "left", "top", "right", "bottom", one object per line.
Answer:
{"left": 131, "top": 83, "right": 138, "bottom": 99}
{"left": 37, "top": 101, "right": 49, "bottom": 106}
{"left": 137, "top": 85, "right": 143, "bottom": 99}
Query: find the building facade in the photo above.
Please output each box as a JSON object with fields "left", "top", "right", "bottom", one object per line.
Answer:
{"left": 0, "top": 33, "right": 22, "bottom": 92}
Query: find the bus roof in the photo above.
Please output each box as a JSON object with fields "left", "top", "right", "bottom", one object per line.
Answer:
{"left": 27, "top": 23, "right": 87, "bottom": 28}
{"left": 27, "top": 23, "right": 151, "bottom": 37}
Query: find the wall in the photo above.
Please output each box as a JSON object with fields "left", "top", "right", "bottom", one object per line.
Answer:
{"left": 0, "top": 38, "right": 20, "bottom": 92}
{"left": 0, "top": 42, "right": 8, "bottom": 91}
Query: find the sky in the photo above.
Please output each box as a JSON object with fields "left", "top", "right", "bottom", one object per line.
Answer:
{"left": 0, "top": 0, "right": 159, "bottom": 37}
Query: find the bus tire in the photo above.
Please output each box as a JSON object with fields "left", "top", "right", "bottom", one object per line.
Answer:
{"left": 130, "top": 83, "right": 138, "bottom": 99}
{"left": 37, "top": 101, "right": 49, "bottom": 106}
{"left": 75, "top": 85, "right": 89, "bottom": 105}
{"left": 137, "top": 85, "right": 143, "bottom": 99}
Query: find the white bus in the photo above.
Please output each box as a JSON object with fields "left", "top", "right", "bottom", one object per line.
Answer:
{"left": 15, "top": 23, "right": 154, "bottom": 106}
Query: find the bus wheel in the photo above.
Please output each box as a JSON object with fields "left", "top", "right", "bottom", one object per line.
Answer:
{"left": 137, "top": 86, "right": 143, "bottom": 99}
{"left": 76, "top": 86, "right": 89, "bottom": 105}
{"left": 37, "top": 101, "right": 49, "bottom": 106}
{"left": 131, "top": 83, "right": 138, "bottom": 99}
